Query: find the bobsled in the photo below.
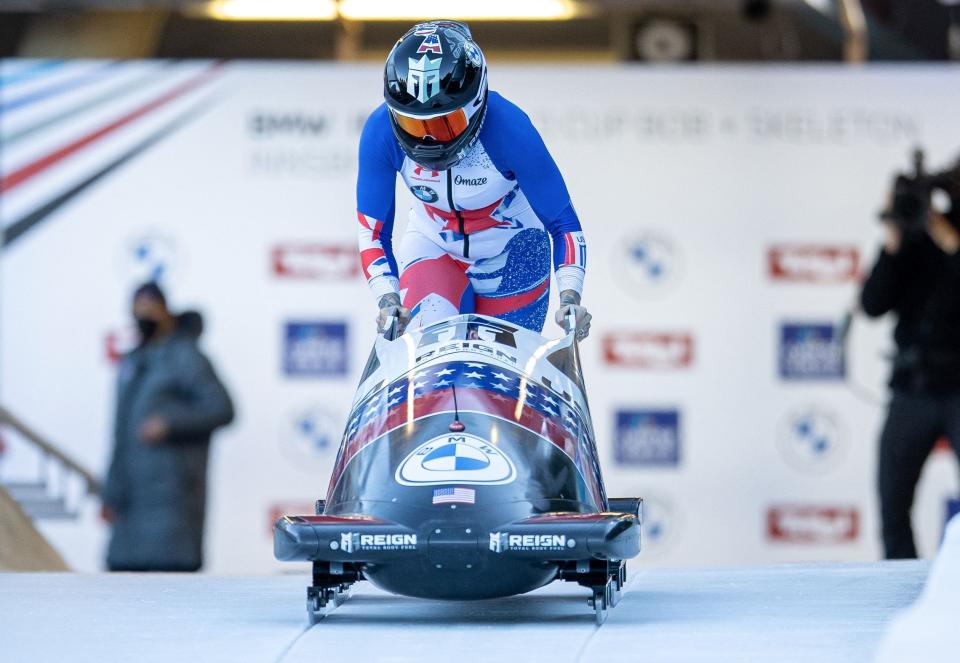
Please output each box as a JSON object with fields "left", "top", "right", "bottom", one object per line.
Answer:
{"left": 274, "top": 313, "right": 642, "bottom": 624}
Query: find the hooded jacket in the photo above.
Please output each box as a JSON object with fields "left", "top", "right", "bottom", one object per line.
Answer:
{"left": 102, "top": 311, "right": 234, "bottom": 571}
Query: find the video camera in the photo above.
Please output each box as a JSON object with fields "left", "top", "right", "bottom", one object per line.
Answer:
{"left": 883, "top": 148, "right": 960, "bottom": 231}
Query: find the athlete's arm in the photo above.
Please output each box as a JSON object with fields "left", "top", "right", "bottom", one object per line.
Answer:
{"left": 483, "top": 93, "right": 589, "bottom": 337}
{"left": 357, "top": 105, "right": 404, "bottom": 300}
{"left": 481, "top": 93, "right": 587, "bottom": 298}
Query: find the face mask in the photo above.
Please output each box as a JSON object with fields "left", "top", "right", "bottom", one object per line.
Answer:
{"left": 136, "top": 317, "right": 159, "bottom": 340}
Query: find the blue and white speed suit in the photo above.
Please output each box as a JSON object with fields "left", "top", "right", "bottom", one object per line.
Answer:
{"left": 356, "top": 91, "right": 586, "bottom": 332}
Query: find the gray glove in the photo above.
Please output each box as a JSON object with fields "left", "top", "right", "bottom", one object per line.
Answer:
{"left": 554, "top": 290, "right": 591, "bottom": 340}
{"left": 377, "top": 293, "right": 411, "bottom": 337}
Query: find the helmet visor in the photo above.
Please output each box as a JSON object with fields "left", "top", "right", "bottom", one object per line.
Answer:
{"left": 391, "top": 108, "right": 469, "bottom": 143}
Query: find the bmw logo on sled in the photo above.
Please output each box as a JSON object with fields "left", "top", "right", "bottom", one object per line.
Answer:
{"left": 274, "top": 313, "right": 642, "bottom": 624}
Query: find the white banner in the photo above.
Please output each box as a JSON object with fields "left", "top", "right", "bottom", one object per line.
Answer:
{"left": 1, "top": 60, "right": 958, "bottom": 572}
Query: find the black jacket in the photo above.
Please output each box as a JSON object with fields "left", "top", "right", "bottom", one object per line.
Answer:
{"left": 860, "top": 233, "right": 960, "bottom": 393}
{"left": 103, "top": 312, "right": 234, "bottom": 571}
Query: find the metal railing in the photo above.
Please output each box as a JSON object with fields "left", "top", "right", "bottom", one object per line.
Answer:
{"left": 0, "top": 404, "right": 101, "bottom": 520}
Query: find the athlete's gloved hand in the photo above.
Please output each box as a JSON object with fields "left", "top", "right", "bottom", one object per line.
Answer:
{"left": 555, "top": 290, "right": 591, "bottom": 341}
{"left": 377, "top": 293, "right": 411, "bottom": 337}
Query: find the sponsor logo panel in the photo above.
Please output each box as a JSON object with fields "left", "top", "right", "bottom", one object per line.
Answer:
{"left": 283, "top": 321, "right": 348, "bottom": 377}
{"left": 104, "top": 326, "right": 139, "bottom": 364}
{"left": 767, "top": 245, "right": 860, "bottom": 283}
{"left": 281, "top": 405, "right": 341, "bottom": 469}
{"left": 602, "top": 332, "right": 694, "bottom": 369}
{"left": 118, "top": 232, "right": 179, "bottom": 284}
{"left": 271, "top": 243, "right": 358, "bottom": 280}
{"left": 946, "top": 498, "right": 960, "bottom": 530}
{"left": 614, "top": 231, "right": 683, "bottom": 298}
{"left": 777, "top": 406, "right": 845, "bottom": 474}
{"left": 614, "top": 409, "right": 681, "bottom": 467}
{"left": 639, "top": 496, "right": 679, "bottom": 554}
{"left": 249, "top": 112, "right": 328, "bottom": 138}
{"left": 778, "top": 322, "right": 845, "bottom": 380}
{"left": 766, "top": 505, "right": 859, "bottom": 543}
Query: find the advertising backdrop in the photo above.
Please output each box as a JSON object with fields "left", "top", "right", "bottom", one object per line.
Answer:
{"left": 2, "top": 60, "right": 959, "bottom": 572}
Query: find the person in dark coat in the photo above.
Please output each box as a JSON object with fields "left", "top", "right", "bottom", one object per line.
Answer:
{"left": 102, "top": 282, "right": 234, "bottom": 572}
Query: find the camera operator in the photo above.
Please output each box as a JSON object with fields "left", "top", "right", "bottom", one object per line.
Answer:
{"left": 860, "top": 155, "right": 960, "bottom": 559}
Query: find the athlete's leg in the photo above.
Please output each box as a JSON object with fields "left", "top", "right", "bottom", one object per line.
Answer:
{"left": 396, "top": 230, "right": 473, "bottom": 330}
{"left": 468, "top": 228, "right": 551, "bottom": 332}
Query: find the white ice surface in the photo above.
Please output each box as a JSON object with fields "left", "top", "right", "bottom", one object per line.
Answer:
{"left": 0, "top": 562, "right": 928, "bottom": 663}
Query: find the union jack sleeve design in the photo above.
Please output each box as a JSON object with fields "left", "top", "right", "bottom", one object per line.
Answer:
{"left": 555, "top": 231, "right": 586, "bottom": 295}
{"left": 357, "top": 212, "right": 400, "bottom": 298}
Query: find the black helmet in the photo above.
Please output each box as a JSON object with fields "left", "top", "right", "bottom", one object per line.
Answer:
{"left": 384, "top": 20, "right": 488, "bottom": 171}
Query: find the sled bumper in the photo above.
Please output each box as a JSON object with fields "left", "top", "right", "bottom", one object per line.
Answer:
{"left": 275, "top": 502, "right": 641, "bottom": 563}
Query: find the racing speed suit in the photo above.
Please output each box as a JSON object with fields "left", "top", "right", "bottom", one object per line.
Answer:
{"left": 356, "top": 91, "right": 587, "bottom": 333}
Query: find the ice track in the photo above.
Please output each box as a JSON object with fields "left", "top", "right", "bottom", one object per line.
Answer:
{"left": 0, "top": 561, "right": 935, "bottom": 663}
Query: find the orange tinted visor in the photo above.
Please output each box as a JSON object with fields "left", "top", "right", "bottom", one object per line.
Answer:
{"left": 392, "top": 108, "right": 469, "bottom": 143}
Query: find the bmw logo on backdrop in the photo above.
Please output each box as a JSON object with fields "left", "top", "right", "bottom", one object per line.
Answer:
{"left": 777, "top": 406, "right": 845, "bottom": 474}
{"left": 615, "top": 231, "right": 683, "bottom": 298}
{"left": 281, "top": 406, "right": 342, "bottom": 470}
{"left": 638, "top": 495, "right": 681, "bottom": 556}
{"left": 119, "top": 232, "right": 180, "bottom": 284}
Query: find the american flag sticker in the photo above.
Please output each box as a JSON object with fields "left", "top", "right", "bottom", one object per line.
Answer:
{"left": 432, "top": 487, "right": 476, "bottom": 505}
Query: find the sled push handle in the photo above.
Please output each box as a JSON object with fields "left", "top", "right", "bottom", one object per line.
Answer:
{"left": 381, "top": 315, "right": 400, "bottom": 341}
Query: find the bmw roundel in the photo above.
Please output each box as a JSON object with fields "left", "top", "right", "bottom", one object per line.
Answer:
{"left": 410, "top": 185, "right": 439, "bottom": 203}
{"left": 396, "top": 433, "right": 516, "bottom": 486}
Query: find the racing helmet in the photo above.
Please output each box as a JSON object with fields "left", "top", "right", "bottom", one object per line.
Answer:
{"left": 384, "top": 20, "right": 488, "bottom": 171}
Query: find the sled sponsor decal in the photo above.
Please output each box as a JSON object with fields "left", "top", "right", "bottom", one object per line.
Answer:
{"left": 768, "top": 245, "right": 860, "bottom": 283}
{"left": 396, "top": 433, "right": 517, "bottom": 486}
{"left": 334, "top": 532, "right": 418, "bottom": 553}
{"left": 614, "top": 409, "right": 681, "bottom": 467}
{"left": 271, "top": 243, "right": 358, "bottom": 280}
{"left": 766, "top": 505, "right": 859, "bottom": 543}
{"left": 489, "top": 532, "right": 576, "bottom": 553}
{"left": 778, "top": 322, "right": 845, "bottom": 381}
{"left": 602, "top": 332, "right": 694, "bottom": 369}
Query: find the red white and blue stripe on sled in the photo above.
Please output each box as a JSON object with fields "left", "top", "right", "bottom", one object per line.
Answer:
{"left": 328, "top": 359, "right": 604, "bottom": 506}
